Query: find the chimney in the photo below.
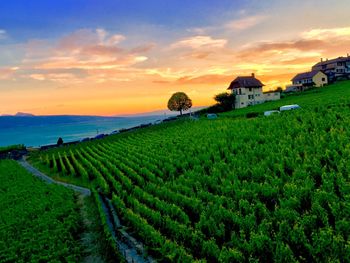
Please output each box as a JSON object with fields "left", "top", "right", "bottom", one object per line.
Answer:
{"left": 347, "top": 53, "right": 349, "bottom": 57}
{"left": 251, "top": 73, "right": 255, "bottom": 78}
{"left": 321, "top": 58, "right": 323, "bottom": 62}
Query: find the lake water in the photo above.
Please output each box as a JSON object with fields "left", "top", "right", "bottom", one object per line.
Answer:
{"left": 0, "top": 115, "right": 169, "bottom": 147}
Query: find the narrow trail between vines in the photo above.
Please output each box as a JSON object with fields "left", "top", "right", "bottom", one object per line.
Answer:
{"left": 18, "top": 157, "right": 91, "bottom": 196}
{"left": 18, "top": 157, "right": 155, "bottom": 263}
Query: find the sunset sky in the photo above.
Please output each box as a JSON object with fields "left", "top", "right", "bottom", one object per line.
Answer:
{"left": 1, "top": 0, "right": 350, "bottom": 115}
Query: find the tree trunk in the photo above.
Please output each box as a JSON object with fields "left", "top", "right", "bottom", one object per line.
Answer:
{"left": 180, "top": 109, "right": 183, "bottom": 115}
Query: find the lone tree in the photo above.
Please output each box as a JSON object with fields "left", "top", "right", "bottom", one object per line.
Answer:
{"left": 214, "top": 92, "right": 235, "bottom": 111}
{"left": 57, "top": 137, "right": 63, "bottom": 146}
{"left": 167, "top": 92, "right": 192, "bottom": 115}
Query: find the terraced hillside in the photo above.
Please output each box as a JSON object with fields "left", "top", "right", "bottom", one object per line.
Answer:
{"left": 0, "top": 160, "right": 83, "bottom": 262}
{"left": 30, "top": 81, "right": 350, "bottom": 262}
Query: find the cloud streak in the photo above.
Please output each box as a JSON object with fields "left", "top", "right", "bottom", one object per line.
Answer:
{"left": 225, "top": 15, "right": 267, "bottom": 31}
{"left": 302, "top": 27, "right": 350, "bottom": 40}
{"left": 170, "top": 35, "right": 228, "bottom": 49}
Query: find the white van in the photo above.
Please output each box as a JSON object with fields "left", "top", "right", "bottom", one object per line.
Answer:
{"left": 279, "top": 104, "right": 301, "bottom": 111}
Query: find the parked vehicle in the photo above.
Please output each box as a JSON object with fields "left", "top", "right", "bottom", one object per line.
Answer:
{"left": 264, "top": 110, "right": 280, "bottom": 116}
{"left": 110, "top": 130, "right": 120, "bottom": 135}
{"left": 280, "top": 104, "right": 301, "bottom": 111}
{"left": 207, "top": 113, "right": 218, "bottom": 119}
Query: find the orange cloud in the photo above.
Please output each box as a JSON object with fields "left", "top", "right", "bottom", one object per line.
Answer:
{"left": 0, "top": 67, "right": 18, "bottom": 79}
{"left": 182, "top": 51, "right": 213, "bottom": 59}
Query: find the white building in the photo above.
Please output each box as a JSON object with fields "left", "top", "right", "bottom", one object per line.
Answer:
{"left": 227, "top": 74, "right": 280, "bottom": 109}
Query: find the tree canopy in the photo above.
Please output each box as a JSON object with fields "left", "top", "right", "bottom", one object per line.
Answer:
{"left": 167, "top": 92, "right": 192, "bottom": 115}
{"left": 214, "top": 92, "right": 235, "bottom": 111}
{"left": 57, "top": 137, "right": 63, "bottom": 146}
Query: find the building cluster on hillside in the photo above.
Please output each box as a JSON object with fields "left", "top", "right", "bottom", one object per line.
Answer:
{"left": 227, "top": 73, "right": 280, "bottom": 109}
{"left": 286, "top": 54, "right": 350, "bottom": 92}
{"left": 225, "top": 54, "right": 350, "bottom": 109}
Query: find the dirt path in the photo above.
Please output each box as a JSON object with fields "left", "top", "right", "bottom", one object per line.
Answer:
{"left": 77, "top": 195, "right": 105, "bottom": 263}
{"left": 99, "top": 194, "right": 156, "bottom": 263}
{"left": 18, "top": 158, "right": 91, "bottom": 196}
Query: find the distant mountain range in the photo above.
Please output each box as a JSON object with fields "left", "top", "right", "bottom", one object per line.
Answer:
{"left": 1, "top": 112, "right": 35, "bottom": 117}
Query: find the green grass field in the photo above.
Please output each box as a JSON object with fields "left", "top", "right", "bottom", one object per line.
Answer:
{"left": 0, "top": 160, "right": 83, "bottom": 262}
{"left": 29, "top": 81, "right": 350, "bottom": 262}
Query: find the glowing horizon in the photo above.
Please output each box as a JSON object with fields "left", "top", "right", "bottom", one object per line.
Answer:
{"left": 0, "top": 0, "right": 350, "bottom": 115}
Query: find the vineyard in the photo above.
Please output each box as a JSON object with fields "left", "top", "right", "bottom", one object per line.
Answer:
{"left": 0, "top": 160, "right": 83, "bottom": 262}
{"left": 30, "top": 81, "right": 350, "bottom": 262}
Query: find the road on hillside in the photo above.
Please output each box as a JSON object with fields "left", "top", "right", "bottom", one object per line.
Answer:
{"left": 18, "top": 158, "right": 91, "bottom": 196}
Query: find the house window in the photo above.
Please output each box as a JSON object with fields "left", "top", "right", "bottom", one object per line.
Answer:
{"left": 249, "top": 88, "right": 252, "bottom": 92}
{"left": 241, "top": 102, "right": 244, "bottom": 105}
{"left": 248, "top": 95, "right": 254, "bottom": 100}
{"left": 322, "top": 77, "right": 325, "bottom": 81}
{"left": 239, "top": 88, "right": 242, "bottom": 95}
